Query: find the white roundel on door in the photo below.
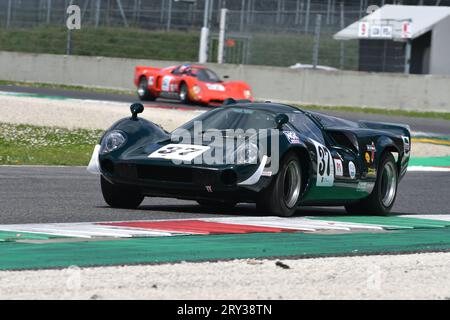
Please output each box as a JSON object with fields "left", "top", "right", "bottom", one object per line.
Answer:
{"left": 161, "top": 75, "right": 173, "bottom": 91}
{"left": 348, "top": 161, "right": 356, "bottom": 179}
{"left": 311, "top": 140, "right": 334, "bottom": 187}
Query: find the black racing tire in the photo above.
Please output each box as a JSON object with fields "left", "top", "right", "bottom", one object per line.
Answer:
{"left": 256, "top": 151, "right": 302, "bottom": 217}
{"left": 345, "top": 152, "right": 398, "bottom": 216}
{"left": 137, "top": 77, "right": 156, "bottom": 101}
{"left": 101, "top": 176, "right": 144, "bottom": 209}
{"left": 197, "top": 199, "right": 237, "bottom": 210}
{"left": 179, "top": 82, "right": 191, "bottom": 104}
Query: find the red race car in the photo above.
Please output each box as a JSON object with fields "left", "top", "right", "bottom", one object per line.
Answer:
{"left": 134, "top": 64, "right": 253, "bottom": 105}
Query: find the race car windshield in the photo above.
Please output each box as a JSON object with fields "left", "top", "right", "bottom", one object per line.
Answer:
{"left": 191, "top": 68, "right": 222, "bottom": 83}
{"left": 173, "top": 107, "right": 277, "bottom": 135}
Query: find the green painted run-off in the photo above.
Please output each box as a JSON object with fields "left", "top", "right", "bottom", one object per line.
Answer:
{"left": 0, "top": 231, "right": 64, "bottom": 242}
{"left": 1, "top": 228, "right": 450, "bottom": 270}
{"left": 309, "top": 216, "right": 450, "bottom": 229}
{"left": 409, "top": 156, "right": 450, "bottom": 167}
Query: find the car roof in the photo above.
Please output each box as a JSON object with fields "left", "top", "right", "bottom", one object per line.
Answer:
{"left": 225, "top": 102, "right": 300, "bottom": 114}
{"left": 178, "top": 64, "right": 207, "bottom": 69}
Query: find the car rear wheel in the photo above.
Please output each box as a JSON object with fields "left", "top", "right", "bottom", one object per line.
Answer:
{"left": 197, "top": 199, "right": 237, "bottom": 210}
{"left": 256, "top": 152, "right": 302, "bottom": 217}
{"left": 137, "top": 77, "right": 156, "bottom": 101}
{"left": 179, "top": 83, "right": 191, "bottom": 104}
{"left": 345, "top": 152, "right": 398, "bottom": 215}
{"left": 101, "top": 176, "right": 144, "bottom": 209}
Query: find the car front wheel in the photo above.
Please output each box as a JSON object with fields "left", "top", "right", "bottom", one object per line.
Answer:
{"left": 179, "top": 83, "right": 191, "bottom": 104}
{"left": 101, "top": 176, "right": 144, "bottom": 209}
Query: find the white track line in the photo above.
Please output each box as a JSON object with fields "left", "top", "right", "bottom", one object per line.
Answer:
{"left": 400, "top": 215, "right": 450, "bottom": 222}
{"left": 408, "top": 166, "right": 450, "bottom": 172}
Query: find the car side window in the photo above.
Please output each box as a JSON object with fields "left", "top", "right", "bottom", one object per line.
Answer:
{"left": 289, "top": 112, "right": 325, "bottom": 144}
{"left": 172, "top": 66, "right": 181, "bottom": 75}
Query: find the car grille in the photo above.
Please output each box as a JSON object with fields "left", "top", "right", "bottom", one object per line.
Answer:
{"left": 137, "top": 165, "right": 193, "bottom": 183}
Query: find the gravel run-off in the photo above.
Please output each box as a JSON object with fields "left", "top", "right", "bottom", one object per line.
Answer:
{"left": 0, "top": 252, "right": 449, "bottom": 300}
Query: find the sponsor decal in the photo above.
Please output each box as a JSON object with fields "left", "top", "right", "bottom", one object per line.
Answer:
{"left": 367, "top": 167, "right": 377, "bottom": 177}
{"left": 357, "top": 181, "right": 375, "bottom": 193}
{"left": 366, "top": 142, "right": 376, "bottom": 163}
{"left": 365, "top": 152, "right": 371, "bottom": 164}
{"left": 148, "top": 76, "right": 154, "bottom": 86}
{"left": 312, "top": 140, "right": 334, "bottom": 187}
{"left": 348, "top": 161, "right": 356, "bottom": 179}
{"left": 370, "top": 25, "right": 393, "bottom": 39}
{"left": 205, "top": 185, "right": 213, "bottom": 193}
{"left": 334, "top": 159, "right": 343, "bottom": 177}
{"left": 161, "top": 75, "right": 174, "bottom": 91}
{"left": 401, "top": 21, "right": 412, "bottom": 39}
{"left": 205, "top": 83, "right": 225, "bottom": 91}
{"left": 283, "top": 131, "right": 301, "bottom": 144}
{"left": 358, "top": 22, "right": 369, "bottom": 38}
{"left": 148, "top": 144, "right": 210, "bottom": 161}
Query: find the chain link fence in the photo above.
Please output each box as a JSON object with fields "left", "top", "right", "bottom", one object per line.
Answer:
{"left": 0, "top": 0, "right": 449, "bottom": 71}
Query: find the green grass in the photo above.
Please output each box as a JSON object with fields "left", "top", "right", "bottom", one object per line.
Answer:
{"left": 0, "top": 80, "right": 134, "bottom": 95}
{"left": 0, "top": 26, "right": 199, "bottom": 61}
{"left": 0, "top": 123, "right": 102, "bottom": 166}
{"left": 0, "top": 26, "right": 357, "bottom": 69}
{"left": 250, "top": 33, "right": 358, "bottom": 69}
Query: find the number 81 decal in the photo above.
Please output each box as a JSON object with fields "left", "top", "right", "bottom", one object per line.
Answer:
{"left": 312, "top": 140, "right": 334, "bottom": 187}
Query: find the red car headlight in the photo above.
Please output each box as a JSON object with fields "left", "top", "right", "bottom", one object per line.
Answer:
{"left": 193, "top": 85, "right": 202, "bottom": 95}
{"left": 243, "top": 89, "right": 252, "bottom": 99}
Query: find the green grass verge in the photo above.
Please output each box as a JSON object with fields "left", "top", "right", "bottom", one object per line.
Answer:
{"left": 0, "top": 80, "right": 134, "bottom": 96}
{"left": 0, "top": 123, "right": 102, "bottom": 166}
{"left": 0, "top": 27, "right": 199, "bottom": 61}
{"left": 250, "top": 33, "right": 358, "bottom": 69}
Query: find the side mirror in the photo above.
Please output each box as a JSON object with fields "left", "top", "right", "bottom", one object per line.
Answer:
{"left": 130, "top": 102, "right": 144, "bottom": 121}
{"left": 275, "top": 113, "right": 289, "bottom": 130}
{"left": 223, "top": 75, "right": 230, "bottom": 79}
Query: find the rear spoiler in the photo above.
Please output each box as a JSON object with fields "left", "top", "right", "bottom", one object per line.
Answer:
{"left": 358, "top": 120, "right": 411, "bottom": 138}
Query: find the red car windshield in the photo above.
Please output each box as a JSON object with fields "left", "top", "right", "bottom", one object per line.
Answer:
{"left": 189, "top": 68, "right": 222, "bottom": 83}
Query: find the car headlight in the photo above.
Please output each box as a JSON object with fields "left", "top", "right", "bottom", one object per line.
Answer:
{"left": 243, "top": 89, "right": 252, "bottom": 99}
{"left": 100, "top": 130, "right": 127, "bottom": 154}
{"left": 234, "top": 141, "right": 259, "bottom": 165}
{"left": 192, "top": 85, "right": 202, "bottom": 94}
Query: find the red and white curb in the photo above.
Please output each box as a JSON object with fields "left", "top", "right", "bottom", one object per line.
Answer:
{"left": 0, "top": 215, "right": 449, "bottom": 240}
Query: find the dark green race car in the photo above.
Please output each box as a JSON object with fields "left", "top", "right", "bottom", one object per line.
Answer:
{"left": 88, "top": 101, "right": 411, "bottom": 217}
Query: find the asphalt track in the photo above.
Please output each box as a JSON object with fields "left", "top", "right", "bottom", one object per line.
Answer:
{"left": 0, "top": 166, "right": 448, "bottom": 225}
{"left": 1, "top": 84, "right": 450, "bottom": 135}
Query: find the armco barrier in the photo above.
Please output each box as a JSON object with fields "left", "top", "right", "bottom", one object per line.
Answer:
{"left": 1, "top": 51, "right": 450, "bottom": 112}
